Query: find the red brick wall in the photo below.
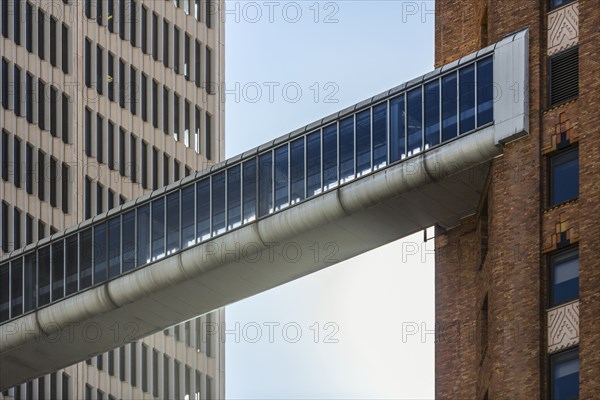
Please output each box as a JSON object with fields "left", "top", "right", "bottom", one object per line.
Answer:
{"left": 435, "top": 0, "right": 547, "bottom": 398}
{"left": 575, "top": 0, "right": 600, "bottom": 398}
{"left": 436, "top": 0, "right": 600, "bottom": 398}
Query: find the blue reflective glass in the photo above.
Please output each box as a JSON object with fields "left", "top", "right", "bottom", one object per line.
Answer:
{"left": 51, "top": 241, "right": 64, "bottom": 301}
{"left": 122, "top": 211, "right": 136, "bottom": 271}
{"left": 242, "top": 159, "right": 257, "bottom": 223}
{"left": 459, "top": 64, "right": 475, "bottom": 133}
{"left": 356, "top": 109, "right": 371, "bottom": 176}
{"left": 477, "top": 57, "right": 494, "bottom": 126}
{"left": 227, "top": 165, "right": 241, "bottom": 229}
{"left": 94, "top": 223, "right": 107, "bottom": 284}
{"left": 38, "top": 246, "right": 51, "bottom": 306}
{"left": 10, "top": 259, "right": 23, "bottom": 318}
{"left": 323, "top": 124, "right": 337, "bottom": 189}
{"left": 290, "top": 138, "right": 305, "bottom": 204}
{"left": 372, "top": 103, "right": 387, "bottom": 169}
{"left": 551, "top": 148, "right": 578, "bottom": 205}
{"left": 390, "top": 95, "right": 406, "bottom": 162}
{"left": 306, "top": 131, "right": 321, "bottom": 197}
{"left": 258, "top": 152, "right": 273, "bottom": 217}
{"left": 181, "top": 185, "right": 196, "bottom": 247}
{"left": 211, "top": 172, "right": 226, "bottom": 235}
{"left": 425, "top": 80, "right": 440, "bottom": 148}
{"left": 550, "top": 248, "right": 579, "bottom": 307}
{"left": 339, "top": 117, "right": 354, "bottom": 183}
{"left": 197, "top": 178, "right": 211, "bottom": 240}
{"left": 166, "top": 192, "right": 181, "bottom": 254}
{"left": 66, "top": 235, "right": 78, "bottom": 295}
{"left": 79, "top": 228, "right": 93, "bottom": 289}
{"left": 407, "top": 88, "right": 423, "bottom": 154}
{"left": 442, "top": 72, "right": 458, "bottom": 141}
{"left": 553, "top": 353, "right": 579, "bottom": 400}
{"left": 274, "top": 145, "right": 289, "bottom": 210}
{"left": 108, "top": 217, "right": 121, "bottom": 278}
{"left": 151, "top": 198, "right": 165, "bottom": 261}
{"left": 24, "top": 252, "right": 37, "bottom": 311}
{"left": 0, "top": 263, "right": 8, "bottom": 322}
{"left": 137, "top": 205, "right": 150, "bottom": 267}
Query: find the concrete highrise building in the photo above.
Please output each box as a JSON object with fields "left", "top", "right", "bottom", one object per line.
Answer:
{"left": 1, "top": 0, "right": 225, "bottom": 398}
{"left": 435, "top": 0, "right": 598, "bottom": 398}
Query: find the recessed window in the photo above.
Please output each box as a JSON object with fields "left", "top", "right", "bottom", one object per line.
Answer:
{"left": 130, "top": 0, "right": 137, "bottom": 46}
{"left": 152, "top": 13, "right": 159, "bottom": 61}
{"left": 152, "top": 80, "right": 159, "bottom": 128}
{"left": 108, "top": 52, "right": 115, "bottom": 101}
{"left": 1, "top": 0, "right": 8, "bottom": 38}
{"left": 50, "top": 157, "right": 57, "bottom": 207}
{"left": 141, "top": 6, "right": 148, "bottom": 53}
{"left": 119, "top": 0, "right": 126, "bottom": 40}
{"left": 119, "top": 346, "right": 126, "bottom": 381}
{"left": 13, "top": 136, "right": 21, "bottom": 187}
{"left": 119, "top": 58, "right": 126, "bottom": 108}
{"left": 84, "top": 38, "right": 92, "bottom": 87}
{"left": 549, "top": 47, "right": 578, "bottom": 107}
{"left": 131, "top": 343, "right": 137, "bottom": 387}
{"left": 206, "top": 46, "right": 212, "bottom": 93}
{"left": 14, "top": 65, "right": 21, "bottom": 116}
{"left": 163, "top": 20, "right": 170, "bottom": 68}
{"left": 50, "top": 17, "right": 57, "bottom": 67}
{"left": 184, "top": 34, "right": 191, "bottom": 80}
{"left": 108, "top": 121, "right": 115, "bottom": 170}
{"left": 1, "top": 58, "right": 8, "bottom": 110}
{"left": 130, "top": 134, "right": 137, "bottom": 182}
{"left": 85, "top": 107, "right": 92, "bottom": 156}
{"left": 163, "top": 354, "right": 170, "bottom": 399}
{"left": 549, "top": 247, "right": 578, "bottom": 307}
{"left": 1, "top": 130, "right": 8, "bottom": 182}
{"left": 96, "top": 45, "right": 104, "bottom": 95}
{"left": 195, "top": 40, "right": 201, "bottom": 88}
{"left": 174, "top": 26, "right": 180, "bottom": 74}
{"left": 62, "top": 23, "right": 70, "bottom": 74}
{"left": 548, "top": 146, "right": 578, "bottom": 206}
{"left": 141, "top": 73, "right": 148, "bottom": 121}
{"left": 62, "top": 163, "right": 69, "bottom": 213}
{"left": 38, "top": 9, "right": 45, "bottom": 60}
{"left": 26, "top": 3, "right": 33, "bottom": 52}
{"left": 550, "top": 348, "right": 579, "bottom": 400}
{"left": 108, "top": 0, "right": 114, "bottom": 32}
{"left": 130, "top": 66, "right": 137, "bottom": 115}
{"left": 38, "top": 150, "right": 45, "bottom": 201}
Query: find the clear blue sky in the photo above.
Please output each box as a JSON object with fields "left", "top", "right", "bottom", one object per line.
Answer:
{"left": 224, "top": 1, "right": 436, "bottom": 398}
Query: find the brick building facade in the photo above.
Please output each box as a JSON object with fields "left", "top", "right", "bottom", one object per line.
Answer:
{"left": 434, "top": 0, "right": 599, "bottom": 398}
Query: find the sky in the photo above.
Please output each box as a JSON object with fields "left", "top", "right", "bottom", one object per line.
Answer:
{"left": 223, "top": 1, "right": 436, "bottom": 398}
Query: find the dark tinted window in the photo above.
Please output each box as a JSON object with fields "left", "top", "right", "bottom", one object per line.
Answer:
{"left": 549, "top": 247, "right": 578, "bottom": 307}
{"left": 550, "top": 348, "right": 579, "bottom": 400}
{"left": 549, "top": 147, "right": 578, "bottom": 206}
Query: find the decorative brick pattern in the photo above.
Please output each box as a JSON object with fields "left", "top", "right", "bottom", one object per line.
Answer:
{"left": 548, "top": 2, "right": 579, "bottom": 56}
{"left": 542, "top": 112, "right": 579, "bottom": 154}
{"left": 548, "top": 301, "right": 579, "bottom": 353}
{"left": 544, "top": 211, "right": 579, "bottom": 252}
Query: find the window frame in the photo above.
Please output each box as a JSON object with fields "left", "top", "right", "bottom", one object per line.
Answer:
{"left": 549, "top": 347, "right": 579, "bottom": 400}
{"left": 548, "top": 245, "right": 579, "bottom": 308}
{"left": 547, "top": 145, "right": 578, "bottom": 207}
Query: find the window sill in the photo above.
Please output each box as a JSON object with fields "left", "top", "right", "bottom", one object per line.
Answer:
{"left": 545, "top": 97, "right": 578, "bottom": 114}
{"left": 544, "top": 197, "right": 578, "bottom": 213}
